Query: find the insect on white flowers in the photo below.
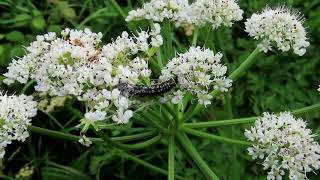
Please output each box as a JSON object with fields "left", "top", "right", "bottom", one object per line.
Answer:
{"left": 159, "top": 46, "right": 232, "bottom": 106}
{"left": 245, "top": 112, "right": 320, "bottom": 180}
{"left": 245, "top": 7, "right": 310, "bottom": 56}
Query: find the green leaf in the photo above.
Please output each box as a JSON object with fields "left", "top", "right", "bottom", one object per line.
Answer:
{"left": 0, "top": 45, "right": 4, "bottom": 56}
{"left": 62, "top": 7, "right": 76, "bottom": 19}
{"left": 48, "top": 25, "right": 62, "bottom": 33}
{"left": 0, "top": 34, "right": 5, "bottom": 40}
{"left": 6, "top": 31, "right": 24, "bottom": 42}
{"left": 32, "top": 17, "right": 46, "bottom": 30}
{"left": 10, "top": 46, "right": 25, "bottom": 58}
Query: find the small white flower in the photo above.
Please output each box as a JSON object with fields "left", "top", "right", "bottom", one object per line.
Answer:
{"left": 245, "top": 7, "right": 310, "bottom": 56}
{"left": 171, "top": 90, "right": 184, "bottom": 104}
{"left": 84, "top": 110, "right": 106, "bottom": 122}
{"left": 102, "top": 89, "right": 120, "bottom": 100}
{"left": 245, "top": 112, "right": 320, "bottom": 180}
{"left": 112, "top": 109, "right": 133, "bottom": 124}
{"left": 151, "top": 35, "right": 163, "bottom": 47}
{"left": 197, "top": 94, "right": 212, "bottom": 107}
{"left": 78, "top": 135, "right": 92, "bottom": 147}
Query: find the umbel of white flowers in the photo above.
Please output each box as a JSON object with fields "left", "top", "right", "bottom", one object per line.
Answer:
{"left": 126, "top": 0, "right": 243, "bottom": 30}
{"left": 245, "top": 7, "right": 310, "bottom": 56}
{"left": 3, "top": 25, "right": 163, "bottom": 126}
{"left": 159, "top": 46, "right": 232, "bottom": 106}
{"left": 245, "top": 112, "right": 320, "bottom": 180}
{"left": 0, "top": 93, "right": 37, "bottom": 158}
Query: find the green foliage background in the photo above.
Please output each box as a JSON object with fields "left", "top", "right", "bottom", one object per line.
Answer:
{"left": 0, "top": 0, "right": 319, "bottom": 179}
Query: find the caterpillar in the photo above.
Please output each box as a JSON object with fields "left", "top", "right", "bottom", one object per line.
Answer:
{"left": 117, "top": 79, "right": 176, "bottom": 96}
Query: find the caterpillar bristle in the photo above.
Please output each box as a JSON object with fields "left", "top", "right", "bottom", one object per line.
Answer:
{"left": 117, "top": 79, "right": 176, "bottom": 96}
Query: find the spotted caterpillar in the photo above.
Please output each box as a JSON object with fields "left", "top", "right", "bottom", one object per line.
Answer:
{"left": 117, "top": 79, "right": 176, "bottom": 96}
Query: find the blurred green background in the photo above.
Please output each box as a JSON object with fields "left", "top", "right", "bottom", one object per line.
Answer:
{"left": 0, "top": 0, "right": 319, "bottom": 179}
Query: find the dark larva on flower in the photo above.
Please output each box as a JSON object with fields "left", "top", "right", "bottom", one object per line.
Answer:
{"left": 117, "top": 79, "right": 176, "bottom": 96}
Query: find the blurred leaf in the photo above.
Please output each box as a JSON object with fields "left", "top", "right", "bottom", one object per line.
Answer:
{"left": 32, "top": 17, "right": 46, "bottom": 30}
{"left": 10, "top": 46, "right": 25, "bottom": 58}
{"left": 62, "top": 7, "right": 76, "bottom": 19}
{"left": 6, "top": 31, "right": 24, "bottom": 42}
{"left": 48, "top": 25, "right": 62, "bottom": 33}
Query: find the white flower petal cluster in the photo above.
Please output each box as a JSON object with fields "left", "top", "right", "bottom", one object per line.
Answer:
{"left": 176, "top": 0, "right": 243, "bottom": 29}
{"left": 126, "top": 0, "right": 189, "bottom": 22}
{"left": 159, "top": 46, "right": 232, "bottom": 106}
{"left": 245, "top": 112, "right": 320, "bottom": 180}
{"left": 245, "top": 7, "right": 310, "bottom": 56}
{"left": 127, "top": 0, "right": 243, "bottom": 30}
{"left": 4, "top": 26, "right": 163, "bottom": 126}
{"left": 78, "top": 135, "right": 92, "bottom": 147}
{"left": 0, "top": 93, "right": 37, "bottom": 158}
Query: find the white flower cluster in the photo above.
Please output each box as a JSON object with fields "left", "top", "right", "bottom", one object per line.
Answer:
{"left": 176, "top": 0, "right": 243, "bottom": 29}
{"left": 245, "top": 7, "right": 310, "bottom": 56}
{"left": 4, "top": 26, "right": 163, "bottom": 125}
{"left": 126, "top": 0, "right": 189, "bottom": 22}
{"left": 159, "top": 47, "right": 232, "bottom": 106}
{"left": 127, "top": 0, "right": 243, "bottom": 30}
{"left": 0, "top": 93, "right": 37, "bottom": 158}
{"left": 245, "top": 112, "right": 320, "bottom": 180}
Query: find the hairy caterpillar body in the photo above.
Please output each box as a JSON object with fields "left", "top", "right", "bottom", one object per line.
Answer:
{"left": 117, "top": 79, "right": 176, "bottom": 96}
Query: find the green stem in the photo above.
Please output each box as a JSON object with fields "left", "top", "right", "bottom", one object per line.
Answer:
{"left": 192, "top": 28, "right": 199, "bottom": 46}
{"left": 109, "top": 0, "right": 126, "bottom": 19}
{"left": 228, "top": 47, "right": 260, "bottom": 81}
{"left": 184, "top": 103, "right": 320, "bottom": 128}
{"left": 163, "top": 20, "right": 174, "bottom": 60}
{"left": 157, "top": 49, "right": 163, "bottom": 68}
{"left": 176, "top": 132, "right": 219, "bottom": 180}
{"left": 29, "top": 125, "right": 158, "bottom": 143}
{"left": 184, "top": 117, "right": 257, "bottom": 128}
{"left": 224, "top": 92, "right": 233, "bottom": 119}
{"left": 21, "top": 80, "right": 35, "bottom": 94}
{"left": 168, "top": 135, "right": 175, "bottom": 180}
{"left": 291, "top": 103, "right": 320, "bottom": 115}
{"left": 182, "top": 127, "right": 252, "bottom": 146}
{"left": 94, "top": 129, "right": 162, "bottom": 150}
{"left": 120, "top": 151, "right": 184, "bottom": 180}
{"left": 40, "top": 110, "right": 64, "bottom": 129}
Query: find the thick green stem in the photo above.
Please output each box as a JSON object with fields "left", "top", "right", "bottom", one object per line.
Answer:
{"left": 109, "top": 0, "right": 126, "bottom": 19}
{"left": 168, "top": 135, "right": 175, "bottom": 180}
{"left": 184, "top": 103, "right": 320, "bottom": 128}
{"left": 192, "top": 28, "right": 199, "bottom": 46}
{"left": 163, "top": 20, "right": 174, "bottom": 60}
{"left": 182, "top": 127, "right": 252, "bottom": 146}
{"left": 121, "top": 151, "right": 184, "bottom": 180}
{"left": 184, "top": 117, "right": 257, "bottom": 128}
{"left": 176, "top": 132, "right": 219, "bottom": 180}
{"left": 291, "top": 103, "right": 320, "bottom": 115}
{"left": 28, "top": 125, "right": 82, "bottom": 141}
{"left": 29, "top": 125, "right": 157, "bottom": 143}
{"left": 94, "top": 129, "right": 162, "bottom": 150}
{"left": 228, "top": 48, "right": 260, "bottom": 81}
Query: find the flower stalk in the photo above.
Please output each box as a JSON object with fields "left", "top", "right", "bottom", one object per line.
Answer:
{"left": 182, "top": 127, "right": 252, "bottom": 146}
{"left": 176, "top": 132, "right": 219, "bottom": 180}
{"left": 168, "top": 135, "right": 175, "bottom": 180}
{"left": 184, "top": 103, "right": 320, "bottom": 128}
